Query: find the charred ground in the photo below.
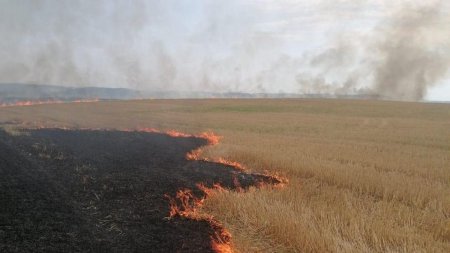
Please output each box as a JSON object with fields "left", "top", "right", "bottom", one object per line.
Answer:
{"left": 0, "top": 128, "right": 277, "bottom": 252}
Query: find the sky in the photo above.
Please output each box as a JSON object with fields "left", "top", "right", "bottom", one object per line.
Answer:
{"left": 0, "top": 0, "right": 449, "bottom": 101}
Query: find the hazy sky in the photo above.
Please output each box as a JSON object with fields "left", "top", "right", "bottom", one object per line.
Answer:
{"left": 0, "top": 0, "right": 449, "bottom": 101}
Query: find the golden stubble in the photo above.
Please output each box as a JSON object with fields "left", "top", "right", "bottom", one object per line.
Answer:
{"left": 1, "top": 98, "right": 450, "bottom": 252}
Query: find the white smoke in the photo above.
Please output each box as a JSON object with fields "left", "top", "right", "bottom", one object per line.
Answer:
{"left": 0, "top": 0, "right": 449, "bottom": 100}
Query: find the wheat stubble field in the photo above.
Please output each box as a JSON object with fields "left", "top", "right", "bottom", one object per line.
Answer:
{"left": 1, "top": 99, "right": 450, "bottom": 252}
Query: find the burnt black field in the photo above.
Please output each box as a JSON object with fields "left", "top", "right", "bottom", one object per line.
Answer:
{"left": 0, "top": 128, "right": 277, "bottom": 252}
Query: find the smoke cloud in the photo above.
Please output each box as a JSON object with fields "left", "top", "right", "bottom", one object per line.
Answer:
{"left": 296, "top": 1, "right": 450, "bottom": 100}
{"left": 371, "top": 2, "right": 450, "bottom": 100}
{"left": 0, "top": 1, "right": 448, "bottom": 100}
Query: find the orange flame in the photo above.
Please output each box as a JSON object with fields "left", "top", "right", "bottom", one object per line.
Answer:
{"left": 0, "top": 98, "right": 99, "bottom": 107}
{"left": 183, "top": 133, "right": 246, "bottom": 173}
{"left": 14, "top": 125, "right": 286, "bottom": 253}
{"left": 197, "top": 131, "right": 221, "bottom": 145}
{"left": 166, "top": 183, "right": 233, "bottom": 253}
{"left": 186, "top": 148, "right": 203, "bottom": 160}
{"left": 185, "top": 151, "right": 246, "bottom": 171}
{"left": 166, "top": 189, "right": 201, "bottom": 218}
{"left": 196, "top": 183, "right": 227, "bottom": 197}
{"left": 215, "top": 158, "right": 246, "bottom": 171}
{"left": 212, "top": 240, "right": 233, "bottom": 253}
{"left": 166, "top": 130, "right": 192, "bottom": 138}
{"left": 134, "top": 128, "right": 222, "bottom": 146}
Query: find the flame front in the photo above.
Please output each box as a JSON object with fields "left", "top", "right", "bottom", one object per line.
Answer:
{"left": 166, "top": 183, "right": 233, "bottom": 253}
{"left": 0, "top": 98, "right": 99, "bottom": 107}
{"left": 212, "top": 240, "right": 233, "bottom": 253}
{"left": 10, "top": 111, "right": 285, "bottom": 252}
{"left": 186, "top": 149, "right": 246, "bottom": 171}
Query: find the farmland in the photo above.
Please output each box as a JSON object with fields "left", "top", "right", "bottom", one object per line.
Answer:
{"left": 1, "top": 99, "right": 450, "bottom": 252}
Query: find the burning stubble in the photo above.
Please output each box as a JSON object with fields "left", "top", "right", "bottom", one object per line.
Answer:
{"left": 0, "top": 98, "right": 99, "bottom": 107}
{"left": 2, "top": 98, "right": 450, "bottom": 252}
{"left": 0, "top": 125, "right": 284, "bottom": 252}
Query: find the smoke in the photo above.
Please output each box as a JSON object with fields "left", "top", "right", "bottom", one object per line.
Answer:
{"left": 297, "top": 1, "right": 450, "bottom": 100}
{"left": 371, "top": 2, "right": 450, "bottom": 100}
{"left": 0, "top": 1, "right": 449, "bottom": 100}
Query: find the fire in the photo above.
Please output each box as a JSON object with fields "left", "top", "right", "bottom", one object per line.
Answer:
{"left": 0, "top": 98, "right": 99, "bottom": 107}
{"left": 183, "top": 133, "right": 246, "bottom": 172}
{"left": 196, "top": 183, "right": 227, "bottom": 197}
{"left": 166, "top": 183, "right": 233, "bottom": 253}
{"left": 166, "top": 189, "right": 200, "bottom": 218}
{"left": 261, "top": 171, "right": 289, "bottom": 188}
{"left": 134, "top": 128, "right": 222, "bottom": 146}
{"left": 134, "top": 127, "right": 159, "bottom": 133}
{"left": 186, "top": 150, "right": 246, "bottom": 171}
{"left": 14, "top": 124, "right": 285, "bottom": 253}
{"left": 166, "top": 130, "right": 192, "bottom": 138}
{"left": 167, "top": 184, "right": 227, "bottom": 219}
{"left": 212, "top": 240, "right": 233, "bottom": 253}
{"left": 215, "top": 158, "right": 245, "bottom": 171}
{"left": 186, "top": 148, "right": 203, "bottom": 160}
{"left": 197, "top": 131, "right": 221, "bottom": 145}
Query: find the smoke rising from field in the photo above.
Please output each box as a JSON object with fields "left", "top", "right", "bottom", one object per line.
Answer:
{"left": 297, "top": 1, "right": 450, "bottom": 100}
{"left": 371, "top": 2, "right": 450, "bottom": 100}
{"left": 0, "top": 1, "right": 449, "bottom": 100}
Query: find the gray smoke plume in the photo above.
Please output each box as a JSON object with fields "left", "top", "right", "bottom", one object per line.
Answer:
{"left": 296, "top": 1, "right": 450, "bottom": 100}
{"left": 371, "top": 2, "right": 450, "bottom": 100}
{"left": 0, "top": 1, "right": 448, "bottom": 100}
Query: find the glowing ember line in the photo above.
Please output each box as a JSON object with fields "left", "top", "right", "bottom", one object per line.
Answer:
{"left": 186, "top": 150, "right": 246, "bottom": 171}
{"left": 212, "top": 240, "right": 233, "bottom": 253}
{"left": 0, "top": 98, "right": 99, "bottom": 107}
{"left": 134, "top": 127, "right": 222, "bottom": 146}
{"left": 16, "top": 125, "right": 286, "bottom": 253}
{"left": 165, "top": 183, "right": 232, "bottom": 253}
